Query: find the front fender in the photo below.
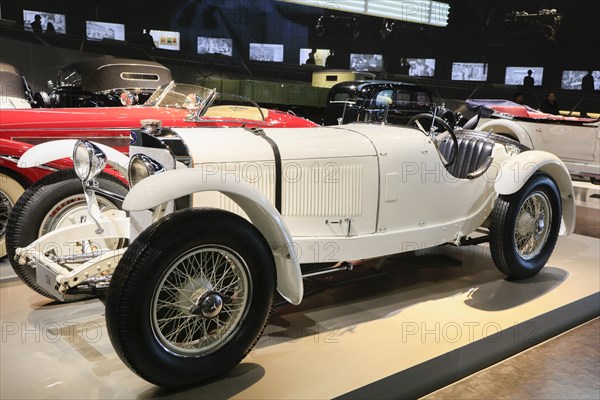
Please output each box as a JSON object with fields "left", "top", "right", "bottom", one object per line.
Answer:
{"left": 478, "top": 119, "right": 534, "bottom": 148}
{"left": 17, "top": 139, "right": 129, "bottom": 178}
{"left": 123, "top": 168, "right": 303, "bottom": 305}
{"left": 495, "top": 150, "right": 575, "bottom": 235}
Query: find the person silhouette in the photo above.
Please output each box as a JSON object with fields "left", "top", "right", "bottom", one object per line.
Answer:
{"left": 45, "top": 22, "right": 56, "bottom": 35}
{"left": 399, "top": 58, "right": 410, "bottom": 75}
{"left": 580, "top": 70, "right": 595, "bottom": 117}
{"left": 582, "top": 70, "right": 595, "bottom": 92}
{"left": 540, "top": 91, "right": 560, "bottom": 115}
{"left": 523, "top": 69, "right": 534, "bottom": 87}
{"left": 140, "top": 28, "right": 156, "bottom": 49}
{"left": 325, "top": 50, "right": 336, "bottom": 68}
{"left": 30, "top": 14, "right": 43, "bottom": 34}
{"left": 305, "top": 49, "right": 317, "bottom": 65}
{"left": 514, "top": 92, "right": 525, "bottom": 105}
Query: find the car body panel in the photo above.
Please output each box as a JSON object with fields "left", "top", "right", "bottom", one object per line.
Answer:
{"left": 0, "top": 99, "right": 317, "bottom": 186}
{"left": 471, "top": 99, "right": 600, "bottom": 180}
{"left": 0, "top": 62, "right": 32, "bottom": 110}
{"left": 120, "top": 124, "right": 575, "bottom": 304}
{"left": 495, "top": 150, "right": 575, "bottom": 235}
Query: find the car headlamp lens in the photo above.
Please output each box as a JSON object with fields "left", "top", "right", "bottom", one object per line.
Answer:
{"left": 73, "top": 140, "right": 107, "bottom": 182}
{"left": 128, "top": 154, "right": 166, "bottom": 188}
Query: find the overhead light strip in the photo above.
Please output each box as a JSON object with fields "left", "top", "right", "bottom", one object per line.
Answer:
{"left": 277, "top": 0, "right": 450, "bottom": 27}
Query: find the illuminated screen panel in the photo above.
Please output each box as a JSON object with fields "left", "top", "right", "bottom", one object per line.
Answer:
{"left": 23, "top": 10, "right": 66, "bottom": 33}
{"left": 86, "top": 20, "right": 125, "bottom": 41}
{"left": 276, "top": 0, "right": 450, "bottom": 27}
{"left": 505, "top": 67, "right": 544, "bottom": 86}
{"left": 249, "top": 43, "right": 284, "bottom": 62}
{"left": 350, "top": 53, "right": 384, "bottom": 72}
{"left": 407, "top": 58, "right": 436, "bottom": 77}
{"left": 451, "top": 62, "right": 488, "bottom": 81}
{"left": 561, "top": 70, "right": 600, "bottom": 90}
{"left": 149, "top": 30, "right": 180, "bottom": 51}
{"left": 197, "top": 37, "right": 233, "bottom": 56}
{"left": 299, "top": 48, "right": 331, "bottom": 66}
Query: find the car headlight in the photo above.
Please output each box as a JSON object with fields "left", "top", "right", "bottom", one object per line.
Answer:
{"left": 119, "top": 91, "right": 139, "bottom": 106}
{"left": 128, "top": 154, "right": 166, "bottom": 188}
{"left": 73, "top": 140, "right": 107, "bottom": 182}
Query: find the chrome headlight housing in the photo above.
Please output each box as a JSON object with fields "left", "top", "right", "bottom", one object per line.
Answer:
{"left": 128, "top": 154, "right": 166, "bottom": 188}
{"left": 73, "top": 140, "right": 107, "bottom": 182}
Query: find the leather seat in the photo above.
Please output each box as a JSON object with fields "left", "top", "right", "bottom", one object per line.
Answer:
{"left": 439, "top": 131, "right": 495, "bottom": 179}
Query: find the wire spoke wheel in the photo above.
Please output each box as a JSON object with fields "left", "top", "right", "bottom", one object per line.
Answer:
{"left": 490, "top": 173, "right": 561, "bottom": 279}
{"left": 106, "top": 209, "right": 275, "bottom": 388}
{"left": 0, "top": 190, "right": 13, "bottom": 237}
{"left": 151, "top": 245, "right": 251, "bottom": 356}
{"left": 514, "top": 192, "right": 552, "bottom": 260}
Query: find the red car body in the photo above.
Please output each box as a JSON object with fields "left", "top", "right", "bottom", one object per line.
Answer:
{"left": 0, "top": 105, "right": 317, "bottom": 187}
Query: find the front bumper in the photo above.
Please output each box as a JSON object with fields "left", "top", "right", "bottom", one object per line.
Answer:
{"left": 15, "top": 210, "right": 129, "bottom": 300}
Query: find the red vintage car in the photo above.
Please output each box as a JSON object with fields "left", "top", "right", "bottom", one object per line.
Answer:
{"left": 0, "top": 82, "right": 317, "bottom": 258}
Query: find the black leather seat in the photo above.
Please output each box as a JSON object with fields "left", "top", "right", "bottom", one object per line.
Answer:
{"left": 439, "top": 131, "right": 495, "bottom": 179}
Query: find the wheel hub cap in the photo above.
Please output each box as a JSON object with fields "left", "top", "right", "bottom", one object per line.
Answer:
{"left": 190, "top": 292, "right": 224, "bottom": 318}
{"left": 534, "top": 217, "right": 545, "bottom": 236}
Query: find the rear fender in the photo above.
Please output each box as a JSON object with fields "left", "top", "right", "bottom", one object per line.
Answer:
{"left": 478, "top": 119, "right": 534, "bottom": 148}
{"left": 495, "top": 150, "right": 575, "bottom": 235}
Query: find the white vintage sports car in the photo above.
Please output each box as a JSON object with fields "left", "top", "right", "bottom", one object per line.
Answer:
{"left": 12, "top": 113, "right": 574, "bottom": 387}
{"left": 468, "top": 99, "right": 600, "bottom": 183}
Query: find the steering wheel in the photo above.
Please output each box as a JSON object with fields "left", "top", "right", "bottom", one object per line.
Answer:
{"left": 408, "top": 113, "right": 459, "bottom": 168}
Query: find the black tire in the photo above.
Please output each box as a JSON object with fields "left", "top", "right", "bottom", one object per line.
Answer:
{"left": 0, "top": 171, "right": 27, "bottom": 261}
{"left": 106, "top": 208, "right": 275, "bottom": 388}
{"left": 489, "top": 173, "right": 562, "bottom": 279}
{"left": 6, "top": 169, "right": 128, "bottom": 302}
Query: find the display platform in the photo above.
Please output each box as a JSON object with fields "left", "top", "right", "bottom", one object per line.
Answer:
{"left": 0, "top": 233, "right": 598, "bottom": 399}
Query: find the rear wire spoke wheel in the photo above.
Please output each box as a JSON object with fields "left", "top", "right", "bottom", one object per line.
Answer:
{"left": 106, "top": 209, "right": 275, "bottom": 388}
{"left": 490, "top": 173, "right": 562, "bottom": 279}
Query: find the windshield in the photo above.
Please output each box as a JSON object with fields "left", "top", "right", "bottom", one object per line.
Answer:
{"left": 144, "top": 82, "right": 217, "bottom": 110}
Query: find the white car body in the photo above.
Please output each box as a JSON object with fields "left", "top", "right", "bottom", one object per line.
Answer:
{"left": 16, "top": 123, "right": 576, "bottom": 305}
{"left": 14, "top": 119, "right": 577, "bottom": 387}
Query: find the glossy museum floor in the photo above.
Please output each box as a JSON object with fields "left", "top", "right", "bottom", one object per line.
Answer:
{"left": 0, "top": 182, "right": 598, "bottom": 399}
{"left": 0, "top": 232, "right": 598, "bottom": 399}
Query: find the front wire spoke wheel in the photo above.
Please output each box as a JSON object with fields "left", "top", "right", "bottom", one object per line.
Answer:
{"left": 151, "top": 246, "right": 251, "bottom": 356}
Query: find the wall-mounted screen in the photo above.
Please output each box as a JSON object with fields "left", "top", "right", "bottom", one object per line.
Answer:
{"left": 350, "top": 53, "right": 384, "bottom": 72}
{"left": 197, "top": 37, "right": 233, "bottom": 56}
{"left": 149, "top": 30, "right": 180, "bottom": 51}
{"left": 561, "top": 70, "right": 600, "bottom": 90}
{"left": 451, "top": 62, "right": 488, "bottom": 81}
{"left": 23, "top": 10, "right": 66, "bottom": 34}
{"left": 249, "top": 43, "right": 284, "bottom": 62}
{"left": 505, "top": 66, "right": 544, "bottom": 86}
{"left": 86, "top": 20, "right": 125, "bottom": 41}
{"left": 299, "top": 48, "right": 331, "bottom": 66}
{"left": 407, "top": 58, "right": 436, "bottom": 77}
